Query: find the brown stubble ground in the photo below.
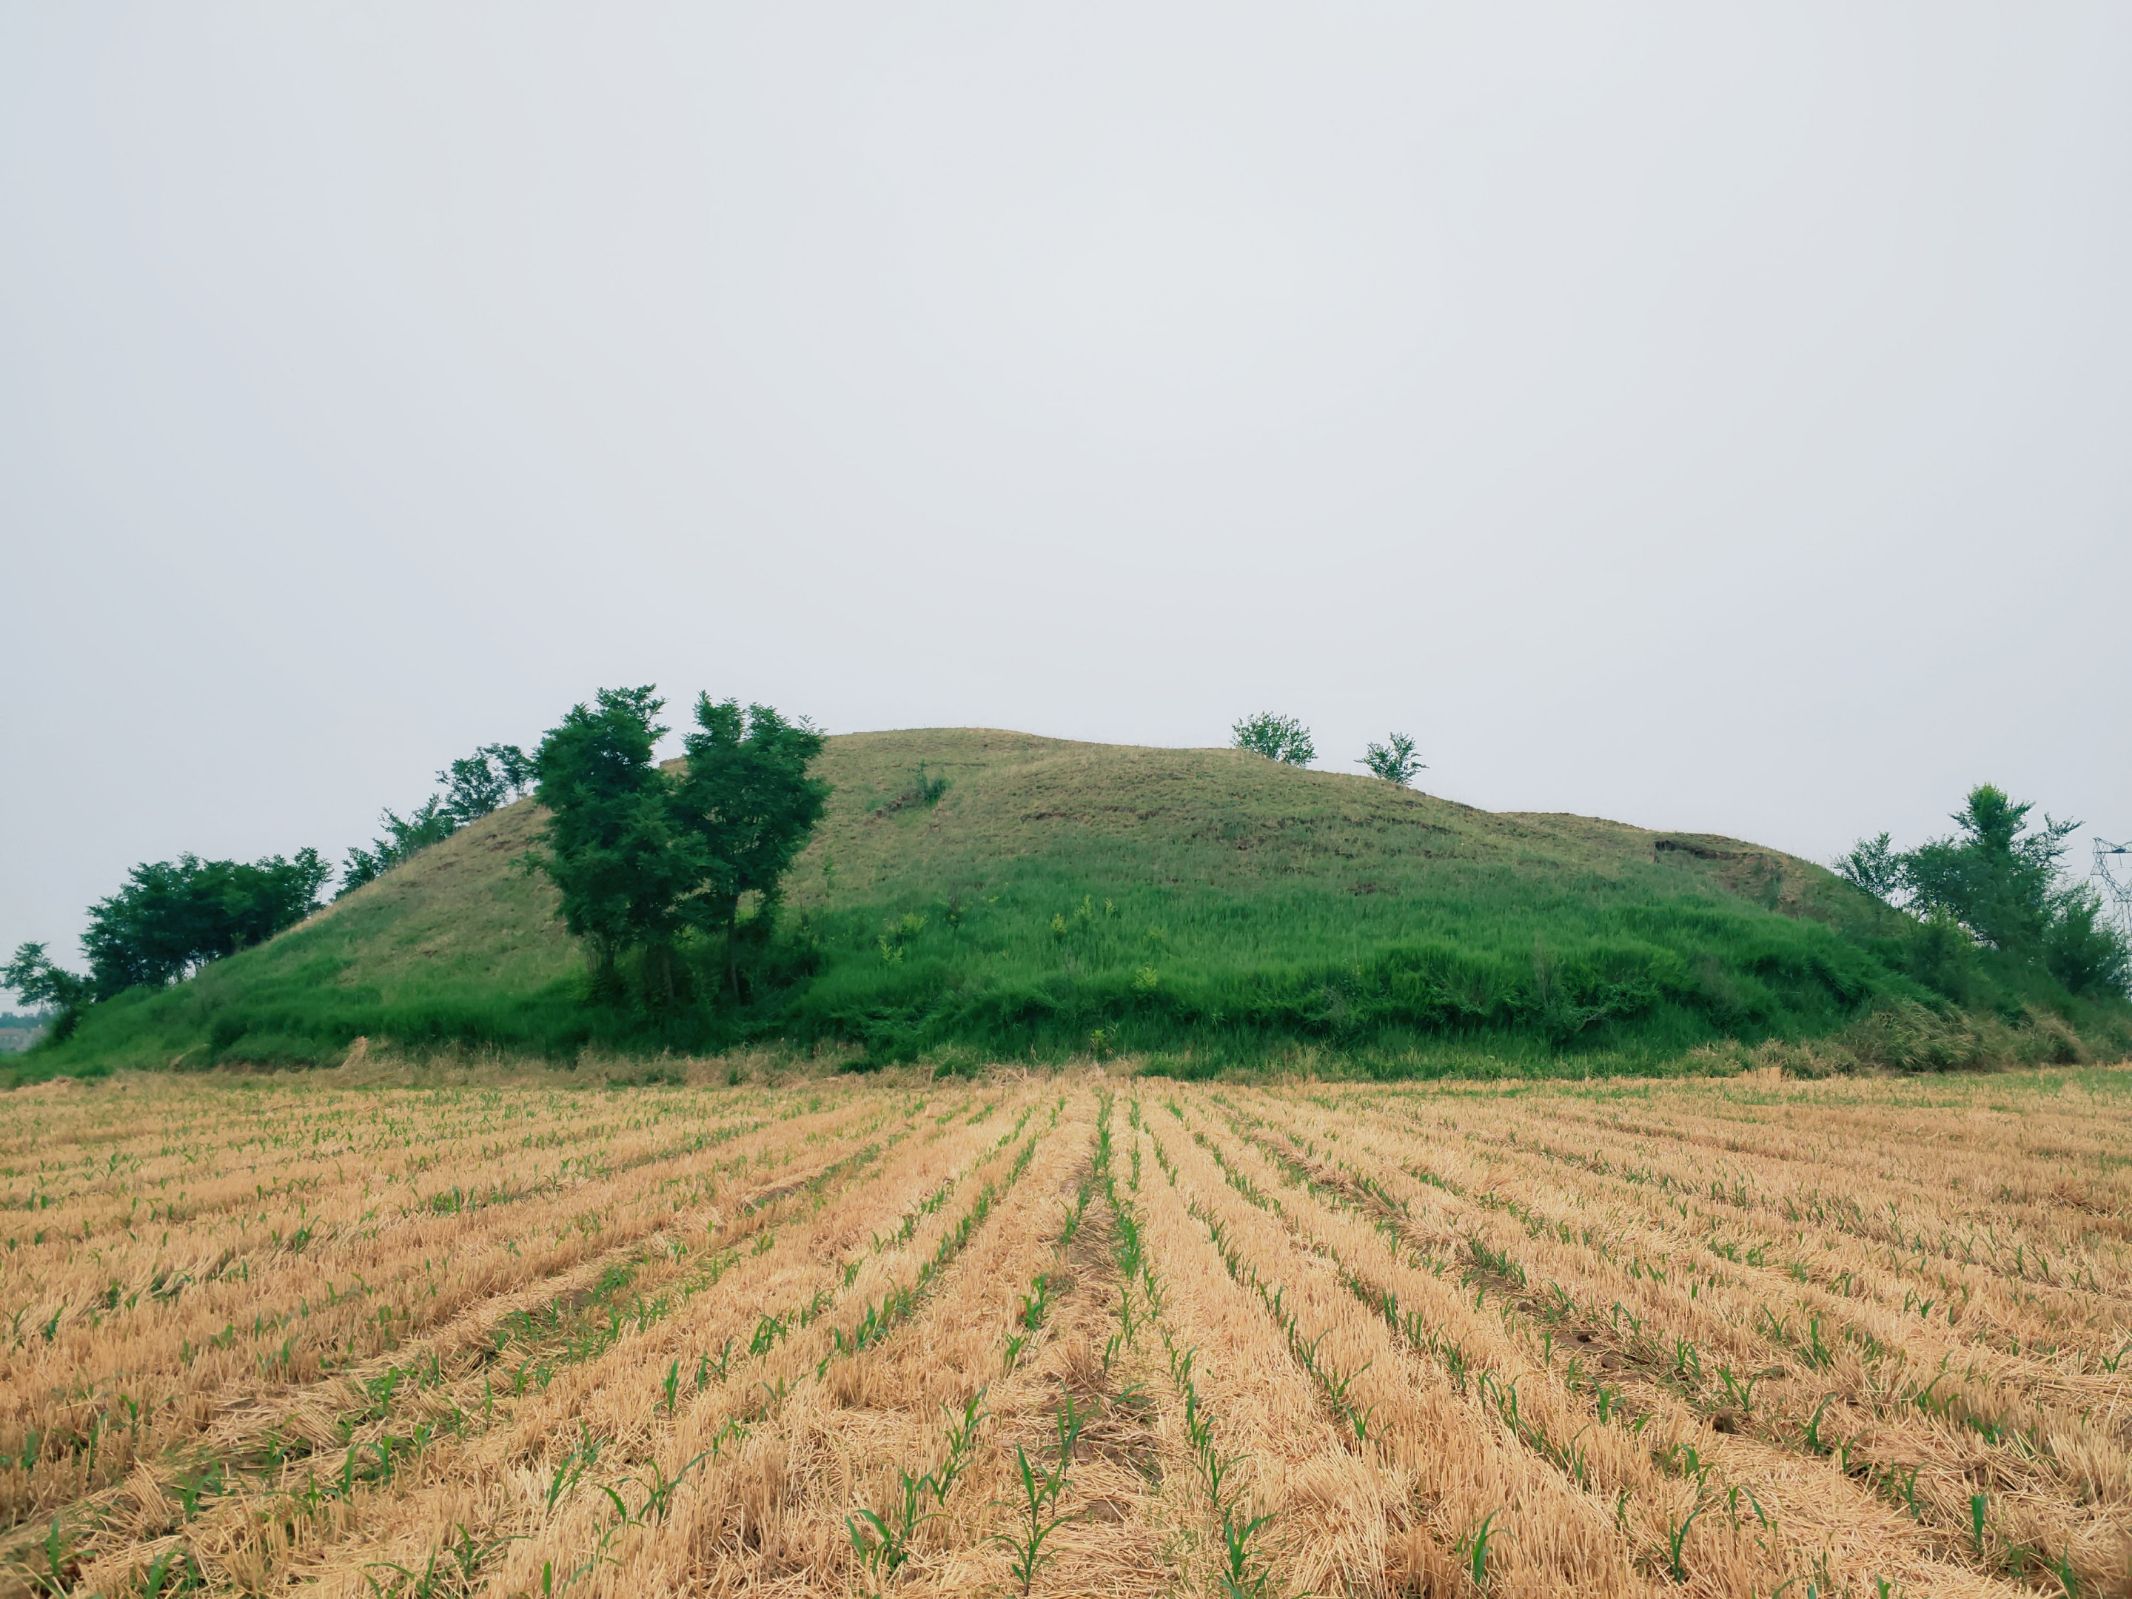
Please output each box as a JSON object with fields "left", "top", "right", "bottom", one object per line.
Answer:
{"left": 1, "top": 1064, "right": 2128, "bottom": 1598}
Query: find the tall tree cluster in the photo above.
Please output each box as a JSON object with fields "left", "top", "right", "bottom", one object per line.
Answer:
{"left": 1839, "top": 784, "right": 2130, "bottom": 998}
{"left": 528, "top": 687, "right": 828, "bottom": 1005}
{"left": 79, "top": 851, "right": 332, "bottom": 992}
{"left": 5, "top": 735, "right": 539, "bottom": 1038}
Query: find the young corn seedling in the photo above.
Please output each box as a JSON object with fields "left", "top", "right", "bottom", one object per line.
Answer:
{"left": 1804, "top": 1316, "right": 1835, "bottom": 1370}
{"left": 696, "top": 1341, "right": 731, "bottom": 1391}
{"left": 1717, "top": 1365, "right": 1759, "bottom": 1413}
{"left": 1666, "top": 1493, "right": 1708, "bottom": 1581}
{"left": 1801, "top": 1393, "right": 1840, "bottom": 1456}
{"left": 1670, "top": 1335, "right": 1703, "bottom": 1388}
{"left": 995, "top": 1401, "right": 1086, "bottom": 1596}
{"left": 1459, "top": 1511, "right": 1497, "bottom": 1592}
{"left": 441, "top": 1523, "right": 520, "bottom": 1586}
{"left": 16, "top": 1516, "right": 73, "bottom": 1599}
{"left": 1058, "top": 1181, "right": 1092, "bottom": 1249}
{"left": 545, "top": 1430, "right": 602, "bottom": 1512}
{"left": 930, "top": 1390, "right": 988, "bottom": 1506}
{"left": 1201, "top": 1446, "right": 1244, "bottom": 1514}
{"left": 847, "top": 1467, "right": 936, "bottom": 1587}
{"left": 1322, "top": 1358, "right": 1375, "bottom": 1440}
{"left": 1218, "top": 1508, "right": 1277, "bottom": 1599}
{"left": 633, "top": 1448, "right": 710, "bottom": 1524}
{"left": 139, "top": 1545, "right": 204, "bottom": 1598}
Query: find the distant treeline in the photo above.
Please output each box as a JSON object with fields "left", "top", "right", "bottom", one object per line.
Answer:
{"left": 4, "top": 739, "right": 534, "bottom": 1041}
{"left": 5, "top": 851, "right": 331, "bottom": 1037}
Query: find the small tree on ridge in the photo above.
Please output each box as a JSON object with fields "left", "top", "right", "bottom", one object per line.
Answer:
{"left": 1232, "top": 712, "right": 1314, "bottom": 766}
{"left": 440, "top": 744, "right": 532, "bottom": 825}
{"left": 1360, "top": 732, "right": 1426, "bottom": 786}
{"left": 1834, "top": 831, "right": 1904, "bottom": 904}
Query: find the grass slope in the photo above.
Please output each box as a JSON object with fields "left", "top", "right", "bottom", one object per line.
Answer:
{"left": 28, "top": 729, "right": 2128, "bottom": 1078}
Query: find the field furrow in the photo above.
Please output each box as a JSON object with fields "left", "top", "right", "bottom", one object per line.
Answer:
{"left": 258, "top": 1092, "right": 1041, "bottom": 1597}
{"left": 2, "top": 1066, "right": 2127, "bottom": 1598}
{"left": 66, "top": 1100, "right": 967, "bottom": 1595}
{"left": 1210, "top": 1090, "right": 2056, "bottom": 1596}
{"left": 0, "top": 1091, "right": 894, "bottom": 1534}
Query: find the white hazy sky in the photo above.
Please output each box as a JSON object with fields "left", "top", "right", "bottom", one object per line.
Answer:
{"left": 4, "top": 4, "right": 2130, "bottom": 990}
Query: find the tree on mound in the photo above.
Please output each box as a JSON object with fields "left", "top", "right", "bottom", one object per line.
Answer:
{"left": 441, "top": 743, "right": 535, "bottom": 824}
{"left": 1360, "top": 731, "right": 1426, "bottom": 786}
{"left": 672, "top": 697, "right": 829, "bottom": 998}
{"left": 76, "top": 850, "right": 333, "bottom": 990}
{"left": 340, "top": 798, "right": 459, "bottom": 894}
{"left": 526, "top": 687, "right": 694, "bottom": 1002}
{"left": 1232, "top": 712, "right": 1315, "bottom": 765}
{"left": 527, "top": 687, "right": 826, "bottom": 1006}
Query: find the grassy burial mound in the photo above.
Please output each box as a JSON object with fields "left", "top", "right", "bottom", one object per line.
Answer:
{"left": 32, "top": 729, "right": 2130, "bottom": 1077}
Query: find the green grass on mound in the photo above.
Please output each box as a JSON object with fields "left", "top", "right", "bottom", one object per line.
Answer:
{"left": 20, "top": 730, "right": 2129, "bottom": 1081}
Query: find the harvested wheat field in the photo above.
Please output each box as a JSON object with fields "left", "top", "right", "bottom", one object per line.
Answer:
{"left": 3, "top": 1068, "right": 2130, "bottom": 1598}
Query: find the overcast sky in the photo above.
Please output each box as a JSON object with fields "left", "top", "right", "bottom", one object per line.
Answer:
{"left": 4, "top": 4, "right": 2129, "bottom": 992}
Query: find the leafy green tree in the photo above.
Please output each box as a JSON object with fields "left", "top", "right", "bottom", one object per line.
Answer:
{"left": 60, "top": 849, "right": 331, "bottom": 999}
{"left": 81, "top": 858, "right": 198, "bottom": 991}
{"left": 1360, "top": 732, "right": 1426, "bottom": 786}
{"left": 1904, "top": 785, "right": 2075, "bottom": 953}
{"left": 2, "top": 944, "right": 92, "bottom": 1040}
{"left": 2041, "top": 883, "right": 2131, "bottom": 998}
{"left": 1232, "top": 712, "right": 1315, "bottom": 766}
{"left": 222, "top": 849, "right": 333, "bottom": 949}
{"left": 339, "top": 845, "right": 388, "bottom": 895}
{"left": 1904, "top": 909, "right": 1978, "bottom": 1002}
{"left": 388, "top": 796, "right": 462, "bottom": 855}
{"left": 528, "top": 687, "right": 701, "bottom": 1001}
{"left": 526, "top": 688, "right": 830, "bottom": 1007}
{"left": 670, "top": 698, "right": 829, "bottom": 997}
{"left": 487, "top": 742, "right": 536, "bottom": 798}
{"left": 439, "top": 743, "right": 535, "bottom": 825}
{"left": 1844, "top": 784, "right": 2129, "bottom": 999}
{"left": 1834, "top": 831, "right": 1905, "bottom": 903}
{"left": 439, "top": 755, "right": 509, "bottom": 825}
